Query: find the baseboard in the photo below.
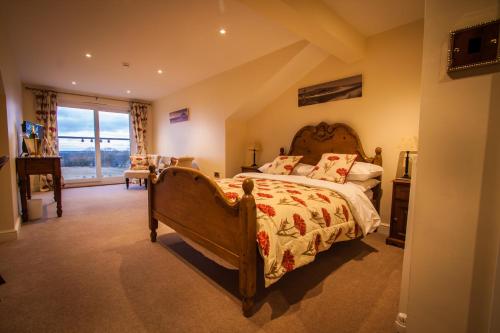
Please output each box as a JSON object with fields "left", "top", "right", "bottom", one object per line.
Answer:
{"left": 394, "top": 312, "right": 407, "bottom": 333}
{"left": 0, "top": 215, "right": 21, "bottom": 243}
{"left": 377, "top": 223, "right": 389, "bottom": 236}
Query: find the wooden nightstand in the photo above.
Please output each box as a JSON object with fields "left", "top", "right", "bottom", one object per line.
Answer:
{"left": 241, "top": 166, "right": 261, "bottom": 173}
{"left": 386, "top": 178, "right": 411, "bottom": 248}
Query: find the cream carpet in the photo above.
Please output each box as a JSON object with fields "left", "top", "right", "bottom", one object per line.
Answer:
{"left": 0, "top": 184, "right": 403, "bottom": 332}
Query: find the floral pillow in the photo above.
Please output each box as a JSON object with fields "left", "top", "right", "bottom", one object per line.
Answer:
{"left": 307, "top": 153, "right": 358, "bottom": 184}
{"left": 130, "top": 155, "right": 149, "bottom": 170}
{"left": 265, "top": 155, "right": 303, "bottom": 175}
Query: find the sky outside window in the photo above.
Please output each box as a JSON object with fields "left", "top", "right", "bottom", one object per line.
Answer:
{"left": 58, "top": 107, "right": 94, "bottom": 151}
{"left": 57, "top": 107, "right": 130, "bottom": 151}
{"left": 98, "top": 111, "right": 129, "bottom": 139}
{"left": 99, "top": 111, "right": 130, "bottom": 151}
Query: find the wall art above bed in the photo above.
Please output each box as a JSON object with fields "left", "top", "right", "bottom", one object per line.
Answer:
{"left": 298, "top": 74, "right": 362, "bottom": 107}
{"left": 169, "top": 108, "right": 189, "bottom": 124}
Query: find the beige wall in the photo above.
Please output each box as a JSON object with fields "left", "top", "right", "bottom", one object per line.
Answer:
{"left": 244, "top": 20, "right": 424, "bottom": 225}
{"left": 152, "top": 41, "right": 312, "bottom": 178}
{"left": 0, "top": 21, "right": 22, "bottom": 242}
{"left": 469, "top": 73, "right": 500, "bottom": 333}
{"left": 226, "top": 42, "right": 328, "bottom": 176}
{"left": 405, "top": 0, "right": 500, "bottom": 332}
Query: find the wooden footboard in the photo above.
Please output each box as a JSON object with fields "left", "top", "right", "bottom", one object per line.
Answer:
{"left": 148, "top": 166, "right": 257, "bottom": 316}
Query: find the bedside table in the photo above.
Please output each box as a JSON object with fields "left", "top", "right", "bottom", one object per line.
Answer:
{"left": 386, "top": 178, "right": 411, "bottom": 248}
{"left": 241, "top": 166, "right": 261, "bottom": 173}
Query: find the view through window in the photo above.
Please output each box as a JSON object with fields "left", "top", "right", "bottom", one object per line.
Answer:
{"left": 57, "top": 106, "right": 130, "bottom": 181}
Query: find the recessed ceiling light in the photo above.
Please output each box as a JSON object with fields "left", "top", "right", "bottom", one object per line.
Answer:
{"left": 85, "top": 53, "right": 92, "bottom": 58}
{"left": 157, "top": 69, "right": 163, "bottom": 74}
{"left": 126, "top": 90, "right": 131, "bottom": 94}
{"left": 71, "top": 81, "right": 77, "bottom": 85}
{"left": 219, "top": 28, "right": 227, "bottom": 35}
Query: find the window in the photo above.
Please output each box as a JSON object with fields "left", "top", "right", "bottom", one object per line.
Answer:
{"left": 57, "top": 106, "right": 131, "bottom": 183}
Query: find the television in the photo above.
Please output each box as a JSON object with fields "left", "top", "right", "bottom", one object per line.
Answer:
{"left": 21, "top": 121, "right": 44, "bottom": 156}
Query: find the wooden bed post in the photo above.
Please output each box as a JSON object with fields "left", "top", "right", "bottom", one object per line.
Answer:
{"left": 148, "top": 165, "right": 158, "bottom": 242}
{"left": 239, "top": 178, "right": 257, "bottom": 317}
{"left": 373, "top": 147, "right": 382, "bottom": 166}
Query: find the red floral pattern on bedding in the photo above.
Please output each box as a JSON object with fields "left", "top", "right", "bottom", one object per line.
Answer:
{"left": 215, "top": 176, "right": 362, "bottom": 287}
{"left": 307, "top": 153, "right": 358, "bottom": 184}
{"left": 257, "top": 231, "right": 270, "bottom": 256}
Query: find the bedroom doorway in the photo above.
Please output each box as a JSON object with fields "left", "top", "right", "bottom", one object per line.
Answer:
{"left": 57, "top": 106, "right": 131, "bottom": 185}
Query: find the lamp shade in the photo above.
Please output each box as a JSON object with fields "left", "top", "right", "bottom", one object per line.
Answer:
{"left": 399, "top": 136, "right": 418, "bottom": 151}
{"left": 247, "top": 143, "right": 261, "bottom": 151}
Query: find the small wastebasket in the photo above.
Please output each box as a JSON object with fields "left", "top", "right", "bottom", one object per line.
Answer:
{"left": 27, "top": 199, "right": 43, "bottom": 220}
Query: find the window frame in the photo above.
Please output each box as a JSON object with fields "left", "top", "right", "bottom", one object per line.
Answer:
{"left": 57, "top": 103, "right": 131, "bottom": 187}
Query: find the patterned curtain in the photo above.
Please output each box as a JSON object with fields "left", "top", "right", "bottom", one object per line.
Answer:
{"left": 34, "top": 90, "right": 58, "bottom": 191}
{"left": 130, "top": 102, "right": 149, "bottom": 155}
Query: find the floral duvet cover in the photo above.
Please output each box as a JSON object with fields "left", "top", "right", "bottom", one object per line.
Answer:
{"left": 216, "top": 174, "right": 364, "bottom": 287}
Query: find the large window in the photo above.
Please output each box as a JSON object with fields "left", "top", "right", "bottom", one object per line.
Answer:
{"left": 57, "top": 106, "right": 131, "bottom": 182}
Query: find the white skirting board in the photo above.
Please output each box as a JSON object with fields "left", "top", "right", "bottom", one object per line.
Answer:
{"left": 0, "top": 216, "right": 21, "bottom": 243}
{"left": 377, "top": 223, "right": 389, "bottom": 236}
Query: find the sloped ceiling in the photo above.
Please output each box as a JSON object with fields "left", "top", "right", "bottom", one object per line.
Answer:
{"left": 324, "top": 0, "right": 424, "bottom": 36}
{"left": 0, "top": 0, "right": 424, "bottom": 101}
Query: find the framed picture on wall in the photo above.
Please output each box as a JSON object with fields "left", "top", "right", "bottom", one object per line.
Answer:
{"left": 169, "top": 108, "right": 189, "bottom": 124}
{"left": 298, "top": 74, "right": 362, "bottom": 107}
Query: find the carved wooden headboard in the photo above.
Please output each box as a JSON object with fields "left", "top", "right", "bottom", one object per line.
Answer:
{"left": 284, "top": 122, "right": 382, "bottom": 166}
{"left": 280, "top": 122, "right": 383, "bottom": 212}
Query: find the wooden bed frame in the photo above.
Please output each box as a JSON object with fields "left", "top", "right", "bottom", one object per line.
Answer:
{"left": 147, "top": 122, "right": 382, "bottom": 317}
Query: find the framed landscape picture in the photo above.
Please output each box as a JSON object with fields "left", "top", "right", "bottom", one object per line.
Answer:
{"left": 298, "top": 74, "right": 362, "bottom": 107}
{"left": 169, "top": 108, "right": 189, "bottom": 124}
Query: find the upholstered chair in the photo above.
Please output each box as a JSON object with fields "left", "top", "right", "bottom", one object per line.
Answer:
{"left": 123, "top": 154, "right": 160, "bottom": 189}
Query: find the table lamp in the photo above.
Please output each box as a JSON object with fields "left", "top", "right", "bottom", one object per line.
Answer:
{"left": 399, "top": 136, "right": 418, "bottom": 178}
{"left": 248, "top": 143, "right": 261, "bottom": 167}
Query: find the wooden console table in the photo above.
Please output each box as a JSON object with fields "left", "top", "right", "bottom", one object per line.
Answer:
{"left": 16, "top": 157, "right": 62, "bottom": 222}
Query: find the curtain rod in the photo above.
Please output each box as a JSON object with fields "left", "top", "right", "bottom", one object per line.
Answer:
{"left": 24, "top": 86, "right": 152, "bottom": 105}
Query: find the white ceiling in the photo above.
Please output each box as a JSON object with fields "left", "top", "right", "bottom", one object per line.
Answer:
{"left": 1, "top": 0, "right": 424, "bottom": 101}
{"left": 323, "top": 0, "right": 424, "bottom": 36}
{"left": 1, "top": 0, "right": 299, "bottom": 101}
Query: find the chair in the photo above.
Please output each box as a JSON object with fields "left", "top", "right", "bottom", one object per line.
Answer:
{"left": 124, "top": 154, "right": 160, "bottom": 189}
{"left": 171, "top": 156, "right": 195, "bottom": 168}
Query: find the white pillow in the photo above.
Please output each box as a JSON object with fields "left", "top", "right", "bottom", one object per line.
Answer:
{"left": 348, "top": 178, "right": 381, "bottom": 192}
{"left": 291, "top": 163, "right": 315, "bottom": 176}
{"left": 347, "top": 162, "right": 383, "bottom": 181}
{"left": 258, "top": 162, "right": 272, "bottom": 173}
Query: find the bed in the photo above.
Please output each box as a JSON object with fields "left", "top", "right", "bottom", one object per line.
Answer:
{"left": 147, "top": 122, "right": 382, "bottom": 316}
